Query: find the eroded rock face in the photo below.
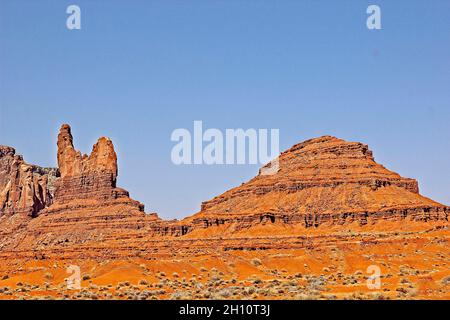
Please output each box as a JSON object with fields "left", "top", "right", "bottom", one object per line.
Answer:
{"left": 0, "top": 146, "right": 59, "bottom": 218}
{"left": 0, "top": 124, "right": 150, "bottom": 251}
{"left": 50, "top": 124, "right": 141, "bottom": 209}
{"left": 187, "top": 136, "right": 448, "bottom": 231}
{"left": 0, "top": 129, "right": 448, "bottom": 256}
{"left": 57, "top": 124, "right": 117, "bottom": 180}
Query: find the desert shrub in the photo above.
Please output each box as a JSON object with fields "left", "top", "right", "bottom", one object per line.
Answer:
{"left": 136, "top": 293, "right": 148, "bottom": 300}
{"left": 170, "top": 291, "right": 191, "bottom": 300}
{"left": 218, "top": 289, "right": 231, "bottom": 298}
{"left": 400, "top": 278, "right": 410, "bottom": 284}
{"left": 346, "top": 292, "right": 367, "bottom": 300}
{"left": 90, "top": 293, "right": 99, "bottom": 300}
{"left": 139, "top": 279, "right": 148, "bottom": 286}
{"left": 294, "top": 293, "right": 315, "bottom": 300}
{"left": 371, "top": 292, "right": 388, "bottom": 300}
{"left": 307, "top": 276, "right": 326, "bottom": 291}
{"left": 396, "top": 287, "right": 408, "bottom": 295}
{"left": 406, "top": 288, "right": 418, "bottom": 298}
{"left": 117, "top": 281, "right": 130, "bottom": 288}
{"left": 251, "top": 258, "right": 262, "bottom": 267}
{"left": 441, "top": 276, "right": 450, "bottom": 286}
{"left": 244, "top": 286, "right": 256, "bottom": 295}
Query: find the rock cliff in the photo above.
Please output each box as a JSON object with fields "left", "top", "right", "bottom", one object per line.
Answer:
{"left": 185, "top": 136, "right": 448, "bottom": 232}
{"left": 0, "top": 126, "right": 448, "bottom": 300}
{"left": 0, "top": 145, "right": 58, "bottom": 218}
{"left": 0, "top": 127, "right": 448, "bottom": 255}
{"left": 0, "top": 125, "right": 154, "bottom": 251}
{"left": 52, "top": 124, "right": 131, "bottom": 205}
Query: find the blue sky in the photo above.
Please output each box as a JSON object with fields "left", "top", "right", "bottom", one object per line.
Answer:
{"left": 1, "top": 0, "right": 449, "bottom": 219}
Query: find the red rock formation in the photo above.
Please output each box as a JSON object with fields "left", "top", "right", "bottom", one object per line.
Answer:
{"left": 1, "top": 125, "right": 162, "bottom": 252}
{"left": 0, "top": 145, "right": 58, "bottom": 218}
{"left": 186, "top": 136, "right": 448, "bottom": 232}
{"left": 1, "top": 130, "right": 448, "bottom": 301}
{"left": 0, "top": 129, "right": 448, "bottom": 256}
{"left": 7, "top": 124, "right": 156, "bottom": 251}
{"left": 53, "top": 124, "right": 123, "bottom": 204}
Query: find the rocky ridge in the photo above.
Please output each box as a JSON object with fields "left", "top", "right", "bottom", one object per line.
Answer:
{"left": 0, "top": 125, "right": 448, "bottom": 301}
{"left": 0, "top": 125, "right": 448, "bottom": 255}
{"left": 0, "top": 125, "right": 157, "bottom": 251}
{"left": 0, "top": 145, "right": 59, "bottom": 218}
{"left": 185, "top": 136, "right": 447, "bottom": 233}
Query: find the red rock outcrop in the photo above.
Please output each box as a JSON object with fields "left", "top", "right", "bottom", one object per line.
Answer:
{"left": 184, "top": 136, "right": 448, "bottom": 232}
{"left": 0, "top": 129, "right": 448, "bottom": 256}
{"left": 51, "top": 124, "right": 130, "bottom": 206}
{"left": 0, "top": 145, "right": 58, "bottom": 218}
{"left": 0, "top": 124, "right": 160, "bottom": 251}
{"left": 1, "top": 129, "right": 448, "bottom": 301}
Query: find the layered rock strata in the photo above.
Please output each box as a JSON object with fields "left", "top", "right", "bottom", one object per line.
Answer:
{"left": 186, "top": 136, "right": 448, "bottom": 232}
{"left": 0, "top": 125, "right": 153, "bottom": 251}
{"left": 49, "top": 124, "right": 142, "bottom": 210}
{"left": 0, "top": 128, "right": 448, "bottom": 255}
{"left": 0, "top": 145, "right": 58, "bottom": 218}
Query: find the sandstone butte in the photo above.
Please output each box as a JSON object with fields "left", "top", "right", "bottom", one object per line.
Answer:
{"left": 0, "top": 124, "right": 448, "bottom": 300}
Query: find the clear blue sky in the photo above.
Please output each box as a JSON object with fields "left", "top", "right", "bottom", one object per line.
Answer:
{"left": 1, "top": 0, "right": 449, "bottom": 219}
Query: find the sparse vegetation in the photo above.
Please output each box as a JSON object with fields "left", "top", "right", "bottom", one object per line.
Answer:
{"left": 82, "top": 274, "right": 91, "bottom": 281}
{"left": 0, "top": 233, "right": 447, "bottom": 301}
{"left": 44, "top": 272, "right": 53, "bottom": 280}
{"left": 251, "top": 258, "right": 262, "bottom": 267}
{"left": 139, "top": 279, "right": 148, "bottom": 286}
